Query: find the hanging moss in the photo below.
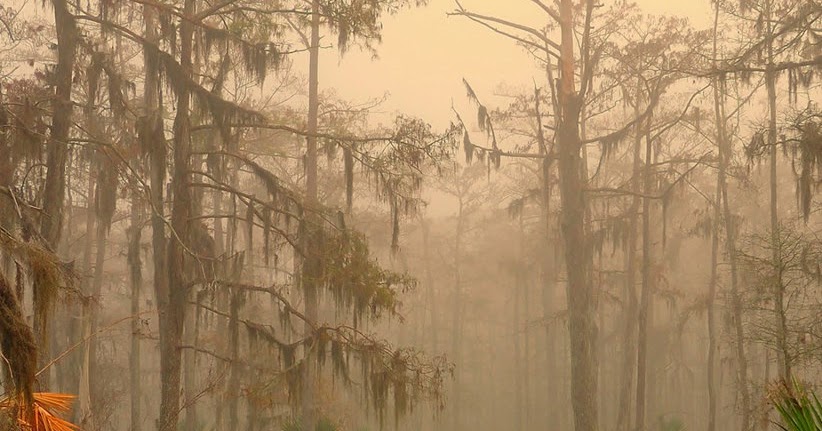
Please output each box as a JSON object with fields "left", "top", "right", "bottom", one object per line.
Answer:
{"left": 315, "top": 330, "right": 329, "bottom": 368}
{"left": 3, "top": 79, "right": 50, "bottom": 163}
{"left": 477, "top": 105, "right": 488, "bottom": 133}
{"left": 281, "top": 343, "right": 300, "bottom": 404}
{"left": 263, "top": 206, "right": 272, "bottom": 265}
{"left": 344, "top": 147, "right": 354, "bottom": 213}
{"left": 390, "top": 196, "right": 400, "bottom": 256}
{"left": 794, "top": 115, "right": 822, "bottom": 222}
{"left": 0, "top": 272, "right": 36, "bottom": 409}
{"left": 245, "top": 320, "right": 286, "bottom": 351}
{"left": 94, "top": 156, "right": 119, "bottom": 234}
{"left": 329, "top": 339, "right": 347, "bottom": 381}
{"left": 462, "top": 131, "right": 473, "bottom": 164}
{"left": 600, "top": 125, "right": 633, "bottom": 160}
{"left": 149, "top": 43, "right": 265, "bottom": 127}
{"left": 0, "top": 227, "right": 69, "bottom": 350}
{"left": 319, "top": 0, "right": 427, "bottom": 55}
{"left": 309, "top": 228, "right": 410, "bottom": 325}
{"left": 136, "top": 108, "right": 165, "bottom": 158}
{"left": 245, "top": 200, "right": 255, "bottom": 252}
{"left": 744, "top": 130, "right": 767, "bottom": 162}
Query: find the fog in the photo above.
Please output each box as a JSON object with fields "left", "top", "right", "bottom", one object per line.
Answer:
{"left": 0, "top": 0, "right": 820, "bottom": 431}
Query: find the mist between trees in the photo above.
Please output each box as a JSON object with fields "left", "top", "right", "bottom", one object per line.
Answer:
{"left": 0, "top": 0, "right": 820, "bottom": 430}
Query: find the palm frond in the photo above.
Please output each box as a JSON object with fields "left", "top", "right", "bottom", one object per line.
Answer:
{"left": 0, "top": 392, "right": 79, "bottom": 431}
{"left": 771, "top": 382, "right": 822, "bottom": 431}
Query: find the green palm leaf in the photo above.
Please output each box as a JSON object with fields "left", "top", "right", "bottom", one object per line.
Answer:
{"left": 772, "top": 382, "right": 822, "bottom": 431}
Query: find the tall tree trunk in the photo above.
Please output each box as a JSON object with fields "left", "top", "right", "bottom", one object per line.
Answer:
{"left": 616, "top": 92, "right": 643, "bottom": 431}
{"left": 41, "top": 0, "right": 75, "bottom": 248}
{"left": 540, "top": 173, "right": 559, "bottom": 429}
{"left": 557, "top": 1, "right": 598, "bottom": 430}
{"left": 707, "top": 7, "right": 723, "bottom": 431}
{"left": 128, "top": 192, "right": 143, "bottom": 431}
{"left": 38, "top": 0, "right": 78, "bottom": 368}
{"left": 635, "top": 111, "right": 653, "bottom": 431}
{"left": 229, "top": 224, "right": 252, "bottom": 429}
{"left": 723, "top": 125, "right": 750, "bottom": 431}
{"left": 451, "top": 197, "right": 465, "bottom": 431}
{"left": 76, "top": 174, "right": 97, "bottom": 424}
{"left": 141, "top": 0, "right": 171, "bottom": 428}
{"left": 522, "top": 256, "right": 532, "bottom": 431}
{"left": 301, "top": 0, "right": 321, "bottom": 428}
{"left": 513, "top": 210, "right": 527, "bottom": 430}
{"left": 183, "top": 148, "right": 204, "bottom": 431}
{"left": 535, "top": 84, "right": 558, "bottom": 430}
{"left": 706, "top": 100, "right": 721, "bottom": 431}
{"left": 216, "top": 163, "right": 238, "bottom": 429}
{"left": 720, "top": 65, "right": 750, "bottom": 431}
{"left": 184, "top": 294, "right": 199, "bottom": 431}
{"left": 707, "top": 3, "right": 751, "bottom": 429}
{"left": 210, "top": 109, "right": 233, "bottom": 431}
{"left": 514, "top": 266, "right": 524, "bottom": 431}
{"left": 227, "top": 287, "right": 240, "bottom": 428}
{"left": 420, "top": 219, "right": 438, "bottom": 353}
{"left": 84, "top": 63, "right": 114, "bottom": 427}
{"left": 159, "top": 0, "right": 195, "bottom": 427}
{"left": 764, "top": 0, "right": 791, "bottom": 385}
{"left": 84, "top": 187, "right": 109, "bottom": 428}
{"left": 595, "top": 253, "right": 606, "bottom": 429}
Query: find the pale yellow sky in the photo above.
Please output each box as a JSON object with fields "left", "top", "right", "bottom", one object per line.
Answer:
{"left": 314, "top": 0, "right": 712, "bottom": 130}
{"left": 303, "top": 0, "right": 715, "bottom": 217}
{"left": 14, "top": 0, "right": 711, "bottom": 132}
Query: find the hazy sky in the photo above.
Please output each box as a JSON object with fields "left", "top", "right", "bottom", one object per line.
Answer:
{"left": 303, "top": 0, "right": 714, "bottom": 217}
{"left": 314, "top": 0, "right": 713, "bottom": 130}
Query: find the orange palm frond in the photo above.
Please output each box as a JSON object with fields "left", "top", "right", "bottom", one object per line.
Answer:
{"left": 0, "top": 392, "right": 80, "bottom": 431}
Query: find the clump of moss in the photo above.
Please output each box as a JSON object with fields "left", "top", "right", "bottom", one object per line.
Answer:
{"left": 1, "top": 225, "right": 71, "bottom": 348}
{"left": 312, "top": 229, "right": 412, "bottom": 326}
{"left": 0, "top": 271, "right": 37, "bottom": 409}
